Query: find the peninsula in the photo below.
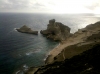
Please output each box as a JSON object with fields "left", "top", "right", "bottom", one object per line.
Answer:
{"left": 16, "top": 25, "right": 38, "bottom": 35}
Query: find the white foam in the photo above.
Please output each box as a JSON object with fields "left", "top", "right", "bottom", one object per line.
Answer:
{"left": 23, "top": 64, "right": 28, "bottom": 69}
{"left": 16, "top": 70, "right": 20, "bottom": 74}
{"left": 25, "top": 49, "right": 41, "bottom": 56}
{"left": 43, "top": 52, "right": 50, "bottom": 61}
{"left": 14, "top": 28, "right": 17, "bottom": 31}
{"left": 16, "top": 70, "right": 22, "bottom": 74}
{"left": 25, "top": 51, "right": 34, "bottom": 55}
{"left": 44, "top": 43, "right": 60, "bottom": 62}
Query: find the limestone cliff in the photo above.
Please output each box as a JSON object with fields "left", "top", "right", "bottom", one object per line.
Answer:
{"left": 40, "top": 19, "right": 71, "bottom": 41}
{"left": 52, "top": 21, "right": 100, "bottom": 63}
{"left": 16, "top": 25, "right": 38, "bottom": 35}
{"left": 33, "top": 21, "right": 100, "bottom": 74}
{"left": 25, "top": 21, "right": 100, "bottom": 74}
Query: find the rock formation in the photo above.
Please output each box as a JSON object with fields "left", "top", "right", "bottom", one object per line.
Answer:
{"left": 40, "top": 19, "right": 71, "bottom": 41}
{"left": 32, "top": 21, "right": 100, "bottom": 74}
{"left": 46, "top": 21, "right": 100, "bottom": 64}
{"left": 25, "top": 21, "right": 100, "bottom": 74}
{"left": 16, "top": 25, "right": 38, "bottom": 35}
{"left": 85, "top": 21, "right": 100, "bottom": 30}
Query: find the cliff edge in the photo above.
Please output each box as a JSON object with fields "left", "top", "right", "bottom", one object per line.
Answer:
{"left": 34, "top": 21, "right": 100, "bottom": 74}
{"left": 25, "top": 21, "right": 100, "bottom": 74}
{"left": 45, "top": 21, "right": 100, "bottom": 64}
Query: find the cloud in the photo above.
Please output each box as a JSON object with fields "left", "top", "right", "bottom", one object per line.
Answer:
{"left": 0, "top": 0, "right": 51, "bottom": 13}
{"left": 85, "top": 2, "right": 100, "bottom": 10}
{"left": 0, "top": 0, "right": 100, "bottom": 13}
{"left": 0, "top": 0, "right": 29, "bottom": 10}
{"left": 84, "top": 0, "right": 100, "bottom": 14}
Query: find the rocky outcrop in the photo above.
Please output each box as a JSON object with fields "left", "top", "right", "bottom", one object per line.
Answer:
{"left": 85, "top": 21, "right": 100, "bottom": 30}
{"left": 40, "top": 19, "right": 71, "bottom": 41}
{"left": 25, "top": 21, "right": 100, "bottom": 74}
{"left": 16, "top": 25, "right": 38, "bottom": 35}
{"left": 35, "top": 20, "right": 100, "bottom": 73}
{"left": 52, "top": 21, "right": 100, "bottom": 62}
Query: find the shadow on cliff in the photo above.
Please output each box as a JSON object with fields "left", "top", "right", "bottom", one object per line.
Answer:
{"left": 35, "top": 43, "right": 100, "bottom": 74}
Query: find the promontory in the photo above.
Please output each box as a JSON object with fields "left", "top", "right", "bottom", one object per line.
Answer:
{"left": 14, "top": 19, "right": 100, "bottom": 74}
{"left": 25, "top": 20, "right": 100, "bottom": 74}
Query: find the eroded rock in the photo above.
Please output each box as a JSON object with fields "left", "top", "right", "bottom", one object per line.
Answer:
{"left": 40, "top": 19, "right": 71, "bottom": 41}
{"left": 16, "top": 25, "right": 38, "bottom": 35}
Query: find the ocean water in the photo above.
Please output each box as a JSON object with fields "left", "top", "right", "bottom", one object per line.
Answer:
{"left": 0, "top": 13, "right": 100, "bottom": 74}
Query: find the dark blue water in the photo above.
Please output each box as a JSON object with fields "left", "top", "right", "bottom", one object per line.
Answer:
{"left": 0, "top": 13, "right": 100, "bottom": 74}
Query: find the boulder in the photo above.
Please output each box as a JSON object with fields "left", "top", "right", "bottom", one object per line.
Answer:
{"left": 40, "top": 19, "right": 71, "bottom": 41}
{"left": 16, "top": 25, "right": 38, "bottom": 35}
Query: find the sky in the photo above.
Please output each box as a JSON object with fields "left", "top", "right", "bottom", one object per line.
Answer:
{"left": 0, "top": 0, "right": 100, "bottom": 14}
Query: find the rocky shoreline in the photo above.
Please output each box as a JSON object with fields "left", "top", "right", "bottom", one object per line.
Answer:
{"left": 25, "top": 20, "right": 100, "bottom": 74}
{"left": 45, "top": 21, "right": 100, "bottom": 64}
{"left": 34, "top": 42, "right": 100, "bottom": 74}
{"left": 35, "top": 22, "right": 100, "bottom": 74}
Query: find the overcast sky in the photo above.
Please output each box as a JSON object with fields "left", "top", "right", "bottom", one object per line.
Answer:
{"left": 0, "top": 0, "right": 100, "bottom": 14}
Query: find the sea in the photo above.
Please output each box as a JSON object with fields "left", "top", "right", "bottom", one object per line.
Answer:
{"left": 0, "top": 13, "right": 100, "bottom": 74}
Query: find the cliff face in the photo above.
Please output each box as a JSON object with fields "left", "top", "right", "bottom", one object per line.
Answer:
{"left": 44, "top": 21, "right": 100, "bottom": 64}
{"left": 53, "top": 21, "right": 100, "bottom": 62}
{"left": 16, "top": 25, "right": 38, "bottom": 35}
{"left": 85, "top": 21, "right": 100, "bottom": 30}
{"left": 34, "top": 43, "right": 100, "bottom": 74}
{"left": 25, "top": 21, "right": 100, "bottom": 74}
{"left": 40, "top": 19, "right": 71, "bottom": 41}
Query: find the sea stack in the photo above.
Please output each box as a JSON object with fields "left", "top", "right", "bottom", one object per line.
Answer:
{"left": 40, "top": 19, "right": 71, "bottom": 41}
{"left": 16, "top": 25, "right": 38, "bottom": 35}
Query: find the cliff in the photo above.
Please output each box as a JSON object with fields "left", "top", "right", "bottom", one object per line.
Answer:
{"left": 25, "top": 21, "right": 100, "bottom": 74}
{"left": 45, "top": 21, "right": 100, "bottom": 64}
{"left": 34, "top": 43, "right": 100, "bottom": 74}
{"left": 16, "top": 25, "right": 38, "bottom": 35}
{"left": 40, "top": 19, "right": 71, "bottom": 41}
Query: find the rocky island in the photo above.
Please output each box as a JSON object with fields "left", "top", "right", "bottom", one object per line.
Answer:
{"left": 40, "top": 19, "right": 71, "bottom": 41}
{"left": 25, "top": 21, "right": 100, "bottom": 74}
{"left": 16, "top": 25, "right": 38, "bottom": 35}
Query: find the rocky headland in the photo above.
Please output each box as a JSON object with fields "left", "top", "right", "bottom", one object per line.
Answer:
{"left": 25, "top": 21, "right": 100, "bottom": 74}
{"left": 40, "top": 19, "right": 71, "bottom": 41}
{"left": 16, "top": 25, "right": 38, "bottom": 35}
{"left": 45, "top": 21, "right": 100, "bottom": 64}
